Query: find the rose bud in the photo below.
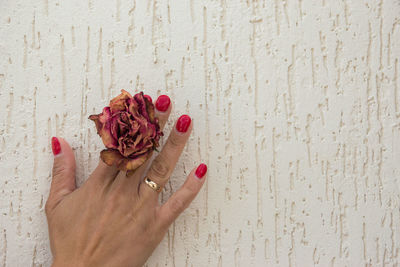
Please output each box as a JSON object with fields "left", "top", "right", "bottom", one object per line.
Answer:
{"left": 89, "top": 90, "right": 163, "bottom": 172}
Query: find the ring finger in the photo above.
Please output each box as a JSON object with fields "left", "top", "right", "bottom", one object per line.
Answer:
{"left": 139, "top": 114, "right": 192, "bottom": 200}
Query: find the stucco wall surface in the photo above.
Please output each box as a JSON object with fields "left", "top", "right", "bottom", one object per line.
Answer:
{"left": 1, "top": 0, "right": 400, "bottom": 266}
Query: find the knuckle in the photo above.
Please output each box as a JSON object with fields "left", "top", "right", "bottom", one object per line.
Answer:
{"left": 167, "top": 134, "right": 182, "bottom": 149}
{"left": 169, "top": 197, "right": 186, "bottom": 215}
{"left": 125, "top": 211, "right": 140, "bottom": 227}
{"left": 185, "top": 182, "right": 198, "bottom": 196}
{"left": 44, "top": 200, "right": 52, "bottom": 216}
{"left": 52, "top": 164, "right": 73, "bottom": 179}
{"left": 52, "top": 165, "right": 65, "bottom": 178}
{"left": 149, "top": 155, "right": 170, "bottom": 179}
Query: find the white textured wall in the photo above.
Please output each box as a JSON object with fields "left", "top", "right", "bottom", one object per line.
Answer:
{"left": 1, "top": 0, "right": 400, "bottom": 266}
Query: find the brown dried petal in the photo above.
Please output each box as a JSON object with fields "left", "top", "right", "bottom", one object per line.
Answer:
{"left": 100, "top": 149, "right": 125, "bottom": 167}
{"left": 109, "top": 89, "right": 132, "bottom": 112}
{"left": 90, "top": 90, "right": 163, "bottom": 172}
{"left": 89, "top": 108, "right": 118, "bottom": 149}
{"left": 117, "top": 154, "right": 149, "bottom": 172}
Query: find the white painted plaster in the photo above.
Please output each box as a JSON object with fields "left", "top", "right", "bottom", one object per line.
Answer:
{"left": 1, "top": 0, "right": 400, "bottom": 266}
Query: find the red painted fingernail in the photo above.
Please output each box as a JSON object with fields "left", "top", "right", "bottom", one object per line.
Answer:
{"left": 51, "top": 137, "right": 61, "bottom": 156}
{"left": 195, "top": 163, "right": 207, "bottom": 179}
{"left": 176, "top": 115, "right": 191, "bottom": 133}
{"left": 155, "top": 95, "right": 170, "bottom": 112}
{"left": 144, "top": 94, "right": 152, "bottom": 103}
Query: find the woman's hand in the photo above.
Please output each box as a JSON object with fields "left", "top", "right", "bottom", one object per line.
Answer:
{"left": 45, "top": 96, "right": 207, "bottom": 267}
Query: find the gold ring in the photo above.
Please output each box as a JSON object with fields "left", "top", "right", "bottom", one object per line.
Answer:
{"left": 144, "top": 177, "right": 162, "bottom": 193}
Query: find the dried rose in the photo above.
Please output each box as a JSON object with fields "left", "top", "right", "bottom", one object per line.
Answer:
{"left": 89, "top": 90, "right": 163, "bottom": 171}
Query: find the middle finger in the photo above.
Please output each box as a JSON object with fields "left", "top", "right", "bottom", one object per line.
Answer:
{"left": 111, "top": 94, "right": 172, "bottom": 192}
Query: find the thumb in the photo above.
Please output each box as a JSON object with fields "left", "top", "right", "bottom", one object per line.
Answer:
{"left": 46, "top": 137, "right": 77, "bottom": 215}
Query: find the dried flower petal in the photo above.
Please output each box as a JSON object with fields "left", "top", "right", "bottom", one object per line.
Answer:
{"left": 90, "top": 90, "right": 163, "bottom": 171}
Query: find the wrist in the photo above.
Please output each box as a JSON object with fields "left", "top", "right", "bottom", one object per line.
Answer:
{"left": 52, "top": 258, "right": 86, "bottom": 267}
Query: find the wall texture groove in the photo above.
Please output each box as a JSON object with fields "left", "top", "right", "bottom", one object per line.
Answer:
{"left": 1, "top": 0, "right": 400, "bottom": 266}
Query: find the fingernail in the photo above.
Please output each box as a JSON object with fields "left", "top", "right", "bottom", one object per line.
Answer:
{"left": 144, "top": 94, "right": 152, "bottom": 103}
{"left": 176, "top": 114, "right": 191, "bottom": 133}
{"left": 195, "top": 163, "right": 207, "bottom": 179}
{"left": 51, "top": 137, "right": 61, "bottom": 156}
{"left": 155, "top": 95, "right": 170, "bottom": 112}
